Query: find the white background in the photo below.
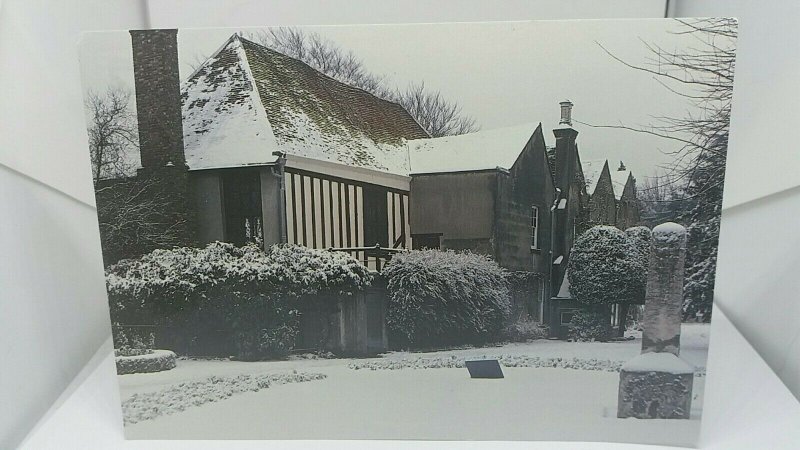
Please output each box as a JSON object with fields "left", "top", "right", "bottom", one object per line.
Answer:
{"left": 1, "top": 1, "right": 798, "bottom": 449}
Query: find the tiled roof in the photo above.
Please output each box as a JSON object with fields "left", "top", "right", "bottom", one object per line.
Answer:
{"left": 182, "top": 35, "right": 428, "bottom": 173}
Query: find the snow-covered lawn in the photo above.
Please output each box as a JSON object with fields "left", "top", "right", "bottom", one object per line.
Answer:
{"left": 121, "top": 323, "right": 709, "bottom": 446}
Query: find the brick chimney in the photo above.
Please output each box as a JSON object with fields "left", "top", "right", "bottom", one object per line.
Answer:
{"left": 553, "top": 99, "right": 579, "bottom": 192}
{"left": 129, "top": 29, "right": 197, "bottom": 248}
{"left": 551, "top": 100, "right": 580, "bottom": 293}
{"left": 130, "top": 29, "right": 186, "bottom": 169}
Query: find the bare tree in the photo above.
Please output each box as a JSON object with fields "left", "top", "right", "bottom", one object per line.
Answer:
{"left": 394, "top": 82, "right": 478, "bottom": 137}
{"left": 86, "top": 88, "right": 139, "bottom": 183}
{"left": 637, "top": 172, "right": 688, "bottom": 228}
{"left": 249, "top": 28, "right": 479, "bottom": 137}
{"left": 591, "top": 18, "right": 737, "bottom": 321}
{"left": 95, "top": 175, "right": 190, "bottom": 265}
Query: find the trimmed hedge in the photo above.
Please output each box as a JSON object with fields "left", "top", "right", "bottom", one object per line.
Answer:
{"left": 106, "top": 242, "right": 372, "bottom": 360}
{"left": 116, "top": 350, "right": 177, "bottom": 375}
{"left": 383, "top": 249, "right": 511, "bottom": 348}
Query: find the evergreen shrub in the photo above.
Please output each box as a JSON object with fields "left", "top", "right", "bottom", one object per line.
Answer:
{"left": 383, "top": 249, "right": 511, "bottom": 348}
{"left": 106, "top": 242, "right": 372, "bottom": 360}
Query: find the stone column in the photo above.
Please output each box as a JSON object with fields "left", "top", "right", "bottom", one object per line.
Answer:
{"left": 641, "top": 222, "right": 687, "bottom": 356}
{"left": 617, "top": 222, "right": 694, "bottom": 419}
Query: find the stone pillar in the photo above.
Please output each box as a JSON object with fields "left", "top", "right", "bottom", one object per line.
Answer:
{"left": 641, "top": 222, "right": 687, "bottom": 356}
{"left": 618, "top": 222, "right": 694, "bottom": 419}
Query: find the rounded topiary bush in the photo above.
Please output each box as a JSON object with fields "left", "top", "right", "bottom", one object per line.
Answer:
{"left": 383, "top": 249, "right": 511, "bottom": 348}
{"left": 116, "top": 350, "right": 177, "bottom": 375}
{"left": 567, "top": 310, "right": 613, "bottom": 342}
{"left": 567, "top": 226, "right": 644, "bottom": 307}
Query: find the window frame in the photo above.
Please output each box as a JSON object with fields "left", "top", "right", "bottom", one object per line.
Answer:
{"left": 530, "top": 205, "right": 540, "bottom": 250}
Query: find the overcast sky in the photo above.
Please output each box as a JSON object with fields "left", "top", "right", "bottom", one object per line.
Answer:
{"left": 79, "top": 19, "right": 710, "bottom": 179}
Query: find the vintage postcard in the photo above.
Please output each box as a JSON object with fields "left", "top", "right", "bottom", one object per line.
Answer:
{"left": 78, "top": 18, "right": 737, "bottom": 446}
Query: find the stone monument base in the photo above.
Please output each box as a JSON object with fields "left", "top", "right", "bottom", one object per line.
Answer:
{"left": 617, "top": 352, "right": 694, "bottom": 419}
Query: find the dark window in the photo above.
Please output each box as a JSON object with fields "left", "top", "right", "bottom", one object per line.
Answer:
{"left": 412, "top": 233, "right": 442, "bottom": 250}
{"left": 560, "top": 310, "right": 578, "bottom": 326}
{"left": 222, "top": 169, "right": 262, "bottom": 246}
{"left": 361, "top": 185, "right": 389, "bottom": 248}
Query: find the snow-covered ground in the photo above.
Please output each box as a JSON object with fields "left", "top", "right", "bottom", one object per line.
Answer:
{"left": 121, "top": 323, "right": 709, "bottom": 446}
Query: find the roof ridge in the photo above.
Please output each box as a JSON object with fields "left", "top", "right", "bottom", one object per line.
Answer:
{"left": 234, "top": 35, "right": 277, "bottom": 154}
{"left": 236, "top": 34, "right": 429, "bottom": 137}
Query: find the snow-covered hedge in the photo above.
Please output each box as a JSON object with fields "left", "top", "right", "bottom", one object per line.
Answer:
{"left": 122, "top": 372, "right": 327, "bottom": 424}
{"left": 349, "top": 354, "right": 706, "bottom": 377}
{"left": 383, "top": 250, "right": 511, "bottom": 348}
{"left": 116, "top": 350, "right": 177, "bottom": 375}
{"left": 107, "top": 242, "right": 372, "bottom": 316}
{"left": 107, "top": 242, "right": 372, "bottom": 360}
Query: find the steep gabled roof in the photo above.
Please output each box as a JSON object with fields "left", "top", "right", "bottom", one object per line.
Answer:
{"left": 181, "top": 35, "right": 428, "bottom": 173}
{"left": 611, "top": 164, "right": 633, "bottom": 200}
{"left": 406, "top": 123, "right": 539, "bottom": 174}
{"left": 581, "top": 159, "right": 606, "bottom": 195}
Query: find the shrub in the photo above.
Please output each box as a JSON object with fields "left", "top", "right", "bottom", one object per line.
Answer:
{"left": 501, "top": 317, "right": 549, "bottom": 342}
{"left": 113, "top": 327, "right": 155, "bottom": 357}
{"left": 259, "top": 324, "right": 300, "bottom": 358}
{"left": 625, "top": 226, "right": 652, "bottom": 304}
{"left": 383, "top": 249, "right": 511, "bottom": 348}
{"left": 116, "top": 350, "right": 177, "bottom": 375}
{"left": 567, "top": 310, "right": 613, "bottom": 342}
{"left": 567, "top": 226, "right": 645, "bottom": 307}
{"left": 106, "top": 242, "right": 372, "bottom": 360}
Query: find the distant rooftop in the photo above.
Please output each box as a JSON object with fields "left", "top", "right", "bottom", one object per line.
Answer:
{"left": 407, "top": 123, "right": 539, "bottom": 174}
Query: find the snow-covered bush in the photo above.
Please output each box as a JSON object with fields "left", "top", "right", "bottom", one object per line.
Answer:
{"left": 567, "top": 310, "right": 613, "bottom": 342}
{"left": 567, "top": 226, "right": 646, "bottom": 307}
{"left": 501, "top": 317, "right": 549, "bottom": 342}
{"left": 106, "top": 242, "right": 372, "bottom": 360}
{"left": 113, "top": 328, "right": 155, "bottom": 357}
{"left": 116, "top": 349, "right": 176, "bottom": 375}
{"left": 383, "top": 249, "right": 511, "bottom": 348}
{"left": 625, "top": 226, "right": 652, "bottom": 302}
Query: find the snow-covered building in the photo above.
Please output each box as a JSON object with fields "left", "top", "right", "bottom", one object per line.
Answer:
{"left": 127, "top": 30, "right": 639, "bottom": 337}
{"left": 179, "top": 34, "right": 429, "bottom": 271}
{"left": 581, "top": 159, "right": 639, "bottom": 230}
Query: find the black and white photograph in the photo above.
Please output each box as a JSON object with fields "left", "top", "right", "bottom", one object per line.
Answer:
{"left": 78, "top": 18, "right": 737, "bottom": 446}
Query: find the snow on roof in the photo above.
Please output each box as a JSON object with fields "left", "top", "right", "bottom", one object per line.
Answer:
{"left": 406, "top": 124, "right": 538, "bottom": 174}
{"left": 182, "top": 35, "right": 428, "bottom": 173}
{"left": 581, "top": 159, "right": 605, "bottom": 195}
{"left": 182, "top": 37, "right": 280, "bottom": 170}
{"left": 611, "top": 166, "right": 632, "bottom": 200}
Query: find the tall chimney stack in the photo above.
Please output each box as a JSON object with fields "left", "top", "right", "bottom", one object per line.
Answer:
{"left": 128, "top": 29, "right": 197, "bottom": 250}
{"left": 551, "top": 100, "right": 580, "bottom": 291}
{"left": 559, "top": 99, "right": 574, "bottom": 127}
{"left": 130, "top": 29, "right": 186, "bottom": 169}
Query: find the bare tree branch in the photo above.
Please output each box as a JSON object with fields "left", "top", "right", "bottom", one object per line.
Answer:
{"left": 86, "top": 87, "right": 139, "bottom": 183}
{"left": 246, "top": 28, "right": 479, "bottom": 137}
